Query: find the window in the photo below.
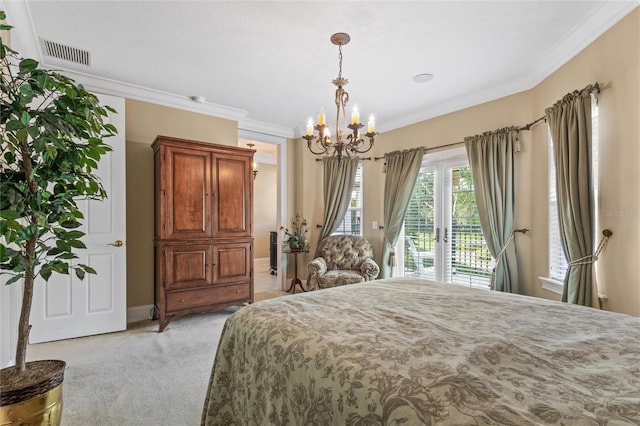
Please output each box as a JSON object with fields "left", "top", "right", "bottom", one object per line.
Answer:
{"left": 332, "top": 164, "right": 362, "bottom": 235}
{"left": 548, "top": 132, "right": 568, "bottom": 281}
{"left": 547, "top": 98, "right": 598, "bottom": 284}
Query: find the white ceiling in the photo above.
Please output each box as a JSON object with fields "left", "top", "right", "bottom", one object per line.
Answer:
{"left": 2, "top": 1, "right": 638, "bottom": 141}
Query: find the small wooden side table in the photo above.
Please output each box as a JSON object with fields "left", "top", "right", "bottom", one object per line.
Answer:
{"left": 284, "top": 248, "right": 308, "bottom": 294}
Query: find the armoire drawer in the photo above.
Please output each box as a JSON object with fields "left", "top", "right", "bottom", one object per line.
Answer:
{"left": 166, "top": 284, "right": 250, "bottom": 312}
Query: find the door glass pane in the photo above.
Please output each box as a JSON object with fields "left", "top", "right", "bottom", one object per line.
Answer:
{"left": 404, "top": 169, "right": 436, "bottom": 280}
{"left": 449, "top": 166, "right": 492, "bottom": 289}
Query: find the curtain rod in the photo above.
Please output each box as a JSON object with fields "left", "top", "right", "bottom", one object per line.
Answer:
{"left": 315, "top": 157, "right": 372, "bottom": 162}
{"left": 373, "top": 115, "right": 548, "bottom": 161}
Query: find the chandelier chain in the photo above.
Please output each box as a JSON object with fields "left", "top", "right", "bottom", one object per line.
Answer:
{"left": 338, "top": 44, "right": 343, "bottom": 80}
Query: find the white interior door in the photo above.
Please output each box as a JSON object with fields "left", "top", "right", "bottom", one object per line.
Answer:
{"left": 29, "top": 94, "right": 126, "bottom": 343}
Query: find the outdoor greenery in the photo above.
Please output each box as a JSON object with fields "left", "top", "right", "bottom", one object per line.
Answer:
{"left": 0, "top": 11, "right": 117, "bottom": 373}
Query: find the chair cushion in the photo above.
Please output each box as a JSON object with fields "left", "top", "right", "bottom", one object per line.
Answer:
{"left": 318, "top": 270, "right": 366, "bottom": 289}
{"left": 317, "top": 235, "right": 374, "bottom": 270}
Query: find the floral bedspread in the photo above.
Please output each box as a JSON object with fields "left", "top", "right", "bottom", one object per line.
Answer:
{"left": 201, "top": 278, "right": 640, "bottom": 425}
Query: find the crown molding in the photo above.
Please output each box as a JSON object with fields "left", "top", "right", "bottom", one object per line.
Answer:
{"left": 383, "top": 2, "right": 639, "bottom": 132}
{"left": 47, "top": 68, "right": 249, "bottom": 122}
{"left": 524, "top": 1, "right": 639, "bottom": 89}
{"left": 238, "top": 119, "right": 295, "bottom": 139}
{"left": 4, "top": 0, "right": 637, "bottom": 138}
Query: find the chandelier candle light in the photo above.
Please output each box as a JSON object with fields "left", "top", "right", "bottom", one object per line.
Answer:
{"left": 303, "top": 33, "right": 377, "bottom": 160}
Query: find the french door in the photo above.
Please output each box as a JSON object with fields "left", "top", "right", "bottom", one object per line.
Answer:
{"left": 400, "top": 148, "right": 493, "bottom": 289}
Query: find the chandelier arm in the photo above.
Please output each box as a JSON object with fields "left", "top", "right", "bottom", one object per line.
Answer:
{"left": 351, "top": 142, "right": 375, "bottom": 154}
{"left": 305, "top": 137, "right": 330, "bottom": 156}
{"left": 340, "top": 90, "right": 349, "bottom": 136}
{"left": 319, "top": 136, "right": 331, "bottom": 149}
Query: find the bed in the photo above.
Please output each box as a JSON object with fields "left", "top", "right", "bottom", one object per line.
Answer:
{"left": 201, "top": 278, "right": 640, "bottom": 425}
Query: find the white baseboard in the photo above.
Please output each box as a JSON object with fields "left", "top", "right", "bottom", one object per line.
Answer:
{"left": 127, "top": 304, "right": 154, "bottom": 324}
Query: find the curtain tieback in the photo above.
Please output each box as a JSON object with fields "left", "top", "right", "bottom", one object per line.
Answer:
{"left": 383, "top": 232, "right": 396, "bottom": 267}
{"left": 490, "top": 228, "right": 528, "bottom": 289}
{"left": 568, "top": 229, "right": 612, "bottom": 267}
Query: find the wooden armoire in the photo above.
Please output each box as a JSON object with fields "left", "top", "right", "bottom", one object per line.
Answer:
{"left": 152, "top": 136, "right": 254, "bottom": 331}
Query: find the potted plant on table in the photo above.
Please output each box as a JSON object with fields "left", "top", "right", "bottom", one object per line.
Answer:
{"left": 281, "top": 213, "right": 310, "bottom": 251}
{"left": 0, "top": 11, "right": 117, "bottom": 424}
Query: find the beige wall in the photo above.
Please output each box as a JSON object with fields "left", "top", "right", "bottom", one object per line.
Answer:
{"left": 253, "top": 163, "right": 278, "bottom": 258}
{"left": 124, "top": 100, "right": 238, "bottom": 307}
{"left": 296, "top": 7, "right": 639, "bottom": 316}
{"left": 122, "top": 9, "right": 638, "bottom": 315}
{"left": 530, "top": 8, "right": 640, "bottom": 315}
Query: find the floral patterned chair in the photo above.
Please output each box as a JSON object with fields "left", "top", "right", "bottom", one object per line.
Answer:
{"left": 307, "top": 235, "right": 380, "bottom": 291}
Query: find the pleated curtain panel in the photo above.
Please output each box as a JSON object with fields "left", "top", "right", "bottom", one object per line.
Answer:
{"left": 465, "top": 127, "right": 520, "bottom": 293}
{"left": 381, "top": 147, "right": 424, "bottom": 278}
{"left": 545, "top": 85, "right": 596, "bottom": 306}
{"left": 318, "top": 157, "right": 360, "bottom": 243}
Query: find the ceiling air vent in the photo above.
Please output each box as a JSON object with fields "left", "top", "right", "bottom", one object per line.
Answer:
{"left": 40, "top": 39, "right": 90, "bottom": 66}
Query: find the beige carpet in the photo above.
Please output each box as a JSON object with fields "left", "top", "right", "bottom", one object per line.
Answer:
{"left": 27, "top": 309, "right": 237, "bottom": 426}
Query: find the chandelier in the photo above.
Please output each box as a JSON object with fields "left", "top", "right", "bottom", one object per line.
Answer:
{"left": 303, "top": 32, "right": 377, "bottom": 160}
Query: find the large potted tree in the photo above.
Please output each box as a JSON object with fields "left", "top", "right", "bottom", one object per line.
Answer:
{"left": 0, "top": 11, "right": 117, "bottom": 424}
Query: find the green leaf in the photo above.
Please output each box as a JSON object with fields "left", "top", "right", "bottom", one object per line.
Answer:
{"left": 20, "top": 111, "right": 31, "bottom": 125}
{"left": 47, "top": 247, "right": 63, "bottom": 256}
{"left": 4, "top": 151, "right": 15, "bottom": 163}
{"left": 16, "top": 128, "right": 28, "bottom": 142}
{"left": 60, "top": 220, "right": 81, "bottom": 229}
{"left": 56, "top": 240, "right": 71, "bottom": 252}
{"left": 34, "top": 137, "right": 46, "bottom": 153}
{"left": 68, "top": 239, "right": 86, "bottom": 249}
{"left": 75, "top": 268, "right": 85, "bottom": 280}
{"left": 40, "top": 266, "right": 52, "bottom": 281}
{"left": 5, "top": 119, "right": 23, "bottom": 132}
{"left": 0, "top": 210, "right": 20, "bottom": 220}
{"left": 53, "top": 263, "right": 69, "bottom": 274}
{"left": 63, "top": 230, "right": 84, "bottom": 239}
{"left": 5, "top": 275, "right": 23, "bottom": 285}
{"left": 18, "top": 58, "right": 38, "bottom": 73}
{"left": 65, "top": 86, "right": 77, "bottom": 99}
{"left": 45, "top": 144, "right": 58, "bottom": 160}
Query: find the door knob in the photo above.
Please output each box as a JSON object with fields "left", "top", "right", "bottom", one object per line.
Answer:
{"left": 109, "top": 240, "right": 124, "bottom": 247}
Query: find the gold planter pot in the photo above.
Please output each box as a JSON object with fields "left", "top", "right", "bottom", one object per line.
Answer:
{"left": 0, "top": 360, "right": 66, "bottom": 426}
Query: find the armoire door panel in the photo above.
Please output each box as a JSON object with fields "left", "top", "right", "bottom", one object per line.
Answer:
{"left": 213, "top": 155, "right": 250, "bottom": 237}
{"left": 165, "top": 244, "right": 213, "bottom": 290}
{"left": 213, "top": 242, "right": 251, "bottom": 285}
{"left": 166, "top": 147, "right": 211, "bottom": 239}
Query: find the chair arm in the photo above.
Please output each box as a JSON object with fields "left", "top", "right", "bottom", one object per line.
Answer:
{"left": 307, "top": 257, "right": 327, "bottom": 291}
{"left": 360, "top": 258, "right": 380, "bottom": 280}
{"left": 308, "top": 257, "right": 327, "bottom": 277}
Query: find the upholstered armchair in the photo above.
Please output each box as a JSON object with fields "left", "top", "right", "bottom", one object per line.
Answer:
{"left": 307, "top": 235, "right": 380, "bottom": 291}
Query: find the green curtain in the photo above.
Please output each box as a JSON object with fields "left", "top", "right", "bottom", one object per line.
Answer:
{"left": 381, "top": 148, "right": 424, "bottom": 278}
{"left": 318, "top": 157, "right": 359, "bottom": 242}
{"left": 545, "top": 85, "right": 595, "bottom": 306}
{"left": 465, "top": 127, "right": 519, "bottom": 293}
